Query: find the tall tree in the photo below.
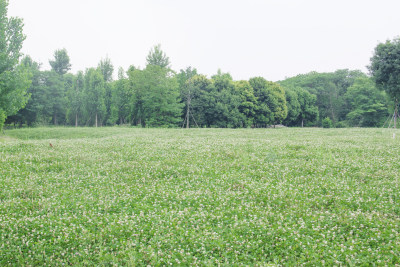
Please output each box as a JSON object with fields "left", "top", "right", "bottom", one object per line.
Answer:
{"left": 83, "top": 68, "right": 106, "bottom": 127}
{"left": 282, "top": 88, "right": 301, "bottom": 127}
{"left": 98, "top": 57, "right": 114, "bottom": 125}
{"left": 176, "top": 67, "right": 198, "bottom": 128}
{"left": 235, "top": 80, "right": 257, "bottom": 127}
{"left": 98, "top": 57, "right": 114, "bottom": 82}
{"left": 49, "top": 48, "right": 71, "bottom": 75}
{"left": 66, "top": 71, "right": 84, "bottom": 127}
{"left": 43, "top": 71, "right": 66, "bottom": 125}
{"left": 110, "top": 67, "right": 130, "bottom": 125}
{"left": 128, "top": 65, "right": 182, "bottom": 127}
{"left": 369, "top": 38, "right": 400, "bottom": 127}
{"left": 6, "top": 56, "right": 41, "bottom": 126}
{"left": 345, "top": 77, "right": 388, "bottom": 127}
{"left": 0, "top": 0, "right": 31, "bottom": 131}
{"left": 188, "top": 74, "right": 217, "bottom": 127}
{"left": 296, "top": 88, "right": 319, "bottom": 127}
{"left": 211, "top": 70, "right": 244, "bottom": 128}
{"left": 250, "top": 77, "right": 288, "bottom": 127}
{"left": 146, "top": 44, "right": 170, "bottom": 68}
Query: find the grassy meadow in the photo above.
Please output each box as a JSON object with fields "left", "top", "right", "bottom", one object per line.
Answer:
{"left": 1, "top": 127, "right": 400, "bottom": 265}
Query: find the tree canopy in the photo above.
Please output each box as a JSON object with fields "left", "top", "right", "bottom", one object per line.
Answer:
{"left": 0, "top": 0, "right": 31, "bottom": 131}
{"left": 146, "top": 44, "right": 170, "bottom": 68}
{"left": 2, "top": 29, "right": 395, "bottom": 130}
{"left": 49, "top": 48, "right": 71, "bottom": 75}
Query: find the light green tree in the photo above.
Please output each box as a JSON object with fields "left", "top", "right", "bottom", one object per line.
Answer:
{"left": 49, "top": 48, "right": 71, "bottom": 75}
{"left": 0, "top": 0, "right": 31, "bottom": 131}
{"left": 146, "top": 44, "right": 170, "bottom": 68}
{"left": 129, "top": 65, "right": 183, "bottom": 127}
{"left": 83, "top": 68, "right": 106, "bottom": 127}
{"left": 110, "top": 67, "right": 130, "bottom": 125}
{"left": 66, "top": 71, "right": 84, "bottom": 127}
{"left": 97, "top": 57, "right": 114, "bottom": 125}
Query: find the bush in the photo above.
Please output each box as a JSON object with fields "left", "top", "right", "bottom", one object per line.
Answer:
{"left": 322, "top": 117, "right": 333, "bottom": 128}
{"left": 335, "top": 121, "right": 347, "bottom": 128}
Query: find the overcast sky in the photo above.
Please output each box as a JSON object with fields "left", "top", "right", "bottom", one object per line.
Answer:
{"left": 7, "top": 0, "right": 400, "bottom": 81}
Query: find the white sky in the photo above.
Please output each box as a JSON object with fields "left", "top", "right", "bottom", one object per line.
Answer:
{"left": 7, "top": 0, "right": 400, "bottom": 81}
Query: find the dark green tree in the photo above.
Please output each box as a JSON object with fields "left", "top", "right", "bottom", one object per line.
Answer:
{"left": 211, "top": 71, "right": 244, "bottom": 128}
{"left": 282, "top": 88, "right": 301, "bottom": 126}
{"left": 235, "top": 80, "right": 257, "bottom": 127}
{"left": 249, "top": 77, "right": 287, "bottom": 126}
{"left": 345, "top": 77, "right": 388, "bottom": 127}
{"left": 43, "top": 71, "right": 66, "bottom": 125}
{"left": 296, "top": 88, "right": 319, "bottom": 127}
{"left": 188, "top": 74, "right": 217, "bottom": 127}
{"left": 369, "top": 38, "right": 400, "bottom": 127}
{"left": 280, "top": 70, "right": 364, "bottom": 125}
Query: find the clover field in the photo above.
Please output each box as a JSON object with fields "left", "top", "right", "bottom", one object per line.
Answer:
{"left": 1, "top": 127, "right": 400, "bottom": 265}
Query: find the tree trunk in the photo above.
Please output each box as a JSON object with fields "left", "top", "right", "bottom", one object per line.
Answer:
{"left": 329, "top": 93, "right": 336, "bottom": 123}
{"left": 186, "top": 105, "right": 190, "bottom": 129}
{"left": 75, "top": 113, "right": 78, "bottom": 127}
{"left": 95, "top": 113, "right": 98, "bottom": 128}
{"left": 54, "top": 114, "right": 57, "bottom": 125}
{"left": 395, "top": 100, "right": 398, "bottom": 129}
{"left": 301, "top": 118, "right": 304, "bottom": 128}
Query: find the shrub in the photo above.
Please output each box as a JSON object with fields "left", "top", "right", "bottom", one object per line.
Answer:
{"left": 322, "top": 117, "right": 333, "bottom": 128}
{"left": 335, "top": 121, "right": 347, "bottom": 128}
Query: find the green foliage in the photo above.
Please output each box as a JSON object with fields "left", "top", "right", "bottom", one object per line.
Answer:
{"left": 369, "top": 38, "right": 400, "bottom": 102}
{"left": 0, "top": 109, "right": 5, "bottom": 132}
{"left": 66, "top": 71, "right": 84, "bottom": 126}
{"left": 83, "top": 68, "right": 106, "bottom": 127}
{"left": 128, "top": 65, "right": 183, "bottom": 127}
{"left": 211, "top": 71, "right": 244, "bottom": 128}
{"left": 3, "top": 37, "right": 395, "bottom": 129}
{"left": 322, "top": 117, "right": 333, "bottom": 128}
{"left": 146, "top": 44, "right": 170, "bottom": 68}
{"left": 109, "top": 67, "right": 130, "bottom": 125}
{"left": 249, "top": 77, "right": 288, "bottom": 126}
{"left": 282, "top": 88, "right": 300, "bottom": 126}
{"left": 345, "top": 77, "right": 388, "bottom": 127}
{"left": 1, "top": 127, "right": 400, "bottom": 265}
{"left": 235, "top": 80, "right": 257, "bottom": 127}
{"left": 44, "top": 71, "right": 66, "bottom": 125}
{"left": 49, "top": 48, "right": 71, "bottom": 75}
{"left": 0, "top": 0, "right": 31, "bottom": 130}
{"left": 98, "top": 57, "right": 114, "bottom": 82}
{"left": 97, "top": 58, "right": 114, "bottom": 125}
{"left": 280, "top": 70, "right": 365, "bottom": 125}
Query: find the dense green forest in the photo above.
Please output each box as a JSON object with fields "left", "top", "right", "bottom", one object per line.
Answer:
{"left": 5, "top": 49, "right": 391, "bottom": 129}
{"left": 1, "top": 0, "right": 399, "bottom": 129}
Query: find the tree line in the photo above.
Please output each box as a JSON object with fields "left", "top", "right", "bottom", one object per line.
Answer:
{"left": 1, "top": 0, "right": 399, "bottom": 130}
{"left": 5, "top": 46, "right": 391, "bottom": 129}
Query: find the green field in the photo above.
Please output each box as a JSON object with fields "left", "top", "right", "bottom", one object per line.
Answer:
{"left": 1, "top": 127, "right": 399, "bottom": 265}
